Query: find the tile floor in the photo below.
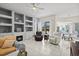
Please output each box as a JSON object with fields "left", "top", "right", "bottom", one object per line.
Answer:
{"left": 25, "top": 39, "right": 70, "bottom": 56}
{"left": 7, "top": 39, "right": 70, "bottom": 56}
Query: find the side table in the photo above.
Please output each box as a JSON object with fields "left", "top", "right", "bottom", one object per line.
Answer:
{"left": 44, "top": 34, "right": 49, "bottom": 40}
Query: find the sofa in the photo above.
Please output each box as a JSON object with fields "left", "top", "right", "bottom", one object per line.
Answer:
{"left": 70, "top": 41, "right": 79, "bottom": 56}
{"left": 0, "top": 35, "right": 16, "bottom": 56}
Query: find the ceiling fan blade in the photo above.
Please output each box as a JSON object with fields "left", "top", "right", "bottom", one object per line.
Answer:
{"left": 34, "top": 6, "right": 44, "bottom": 10}
{"left": 31, "top": 3, "right": 44, "bottom": 10}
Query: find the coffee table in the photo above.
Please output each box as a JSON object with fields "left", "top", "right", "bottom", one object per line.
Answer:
{"left": 7, "top": 42, "right": 25, "bottom": 56}
{"left": 44, "top": 34, "right": 49, "bottom": 40}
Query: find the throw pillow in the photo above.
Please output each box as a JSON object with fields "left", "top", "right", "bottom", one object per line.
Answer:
{"left": 5, "top": 35, "right": 16, "bottom": 40}
{"left": 1, "top": 40, "right": 15, "bottom": 48}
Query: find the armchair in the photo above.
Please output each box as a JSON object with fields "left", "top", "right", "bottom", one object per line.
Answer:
{"left": 49, "top": 32, "right": 61, "bottom": 45}
{"left": 35, "top": 31, "right": 43, "bottom": 41}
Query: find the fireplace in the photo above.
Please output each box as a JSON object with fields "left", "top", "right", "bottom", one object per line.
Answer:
{"left": 16, "top": 35, "right": 23, "bottom": 41}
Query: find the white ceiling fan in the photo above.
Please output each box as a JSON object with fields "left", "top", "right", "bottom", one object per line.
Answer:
{"left": 31, "top": 3, "right": 44, "bottom": 11}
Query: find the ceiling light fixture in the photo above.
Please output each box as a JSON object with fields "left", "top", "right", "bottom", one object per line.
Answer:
{"left": 32, "top": 7, "right": 37, "bottom": 11}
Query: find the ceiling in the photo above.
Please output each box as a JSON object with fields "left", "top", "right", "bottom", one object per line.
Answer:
{"left": 0, "top": 3, "right": 79, "bottom": 18}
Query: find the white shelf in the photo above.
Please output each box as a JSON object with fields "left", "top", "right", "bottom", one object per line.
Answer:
{"left": 0, "top": 32, "right": 13, "bottom": 35}
{"left": 0, "top": 23, "right": 12, "bottom": 26}
{"left": 25, "top": 25, "right": 33, "bottom": 27}
{"left": 14, "top": 22, "right": 24, "bottom": 25}
{"left": 0, "top": 14, "right": 12, "bottom": 19}
{"left": 25, "top": 20, "right": 33, "bottom": 22}
{"left": 14, "top": 31, "right": 24, "bottom": 33}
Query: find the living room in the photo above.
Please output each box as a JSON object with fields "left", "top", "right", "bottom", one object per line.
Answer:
{"left": 0, "top": 3, "right": 79, "bottom": 56}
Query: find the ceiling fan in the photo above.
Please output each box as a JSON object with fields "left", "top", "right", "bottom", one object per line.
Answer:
{"left": 31, "top": 3, "right": 44, "bottom": 11}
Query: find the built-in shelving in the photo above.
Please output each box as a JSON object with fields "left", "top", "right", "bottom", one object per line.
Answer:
{"left": 0, "top": 7, "right": 12, "bottom": 16}
{"left": 25, "top": 16, "right": 33, "bottom": 21}
{"left": 0, "top": 7, "right": 12, "bottom": 33}
{"left": 0, "top": 14, "right": 12, "bottom": 19}
{"left": 26, "top": 27, "right": 33, "bottom": 31}
{"left": 14, "top": 24, "right": 24, "bottom": 32}
{"left": 25, "top": 22, "right": 33, "bottom": 26}
{"left": 0, "top": 17, "right": 12, "bottom": 24}
{"left": 0, "top": 26, "right": 12, "bottom": 33}
{"left": 14, "top": 13, "right": 24, "bottom": 23}
{"left": 25, "top": 25, "right": 33, "bottom": 27}
{"left": 0, "top": 7, "right": 33, "bottom": 33}
{"left": 25, "top": 16, "right": 33, "bottom": 31}
{"left": 25, "top": 20, "right": 33, "bottom": 22}
{"left": 0, "top": 24, "right": 12, "bottom": 26}
{"left": 14, "top": 22, "right": 24, "bottom": 25}
{"left": 14, "top": 12, "right": 24, "bottom": 32}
